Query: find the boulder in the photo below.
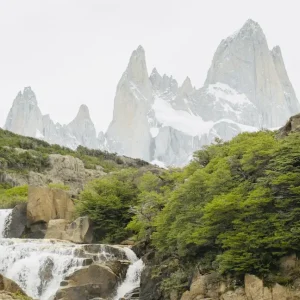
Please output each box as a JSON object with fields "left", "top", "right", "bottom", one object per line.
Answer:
{"left": 54, "top": 263, "right": 118, "bottom": 300}
{"left": 6, "top": 203, "right": 27, "bottom": 238}
{"left": 27, "top": 186, "right": 75, "bottom": 225}
{"left": 64, "top": 217, "right": 93, "bottom": 244}
{"left": 45, "top": 217, "right": 93, "bottom": 244}
{"left": 105, "top": 260, "right": 130, "bottom": 279}
{"left": 45, "top": 219, "right": 69, "bottom": 240}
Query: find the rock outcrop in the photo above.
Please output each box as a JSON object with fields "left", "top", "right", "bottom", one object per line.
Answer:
{"left": 54, "top": 264, "right": 118, "bottom": 300}
{"left": 179, "top": 272, "right": 300, "bottom": 300}
{"left": 27, "top": 186, "right": 75, "bottom": 225}
{"left": 277, "top": 113, "right": 300, "bottom": 138}
{"left": 9, "top": 153, "right": 106, "bottom": 195}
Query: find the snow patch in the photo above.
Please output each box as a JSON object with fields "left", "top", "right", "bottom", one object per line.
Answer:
{"left": 150, "top": 127, "right": 159, "bottom": 138}
{"left": 152, "top": 96, "right": 214, "bottom": 137}
{"left": 151, "top": 159, "right": 167, "bottom": 169}
{"left": 35, "top": 129, "right": 44, "bottom": 139}
{"left": 206, "top": 83, "right": 254, "bottom": 106}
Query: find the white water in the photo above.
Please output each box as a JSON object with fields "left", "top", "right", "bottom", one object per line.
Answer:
{"left": 114, "top": 247, "right": 144, "bottom": 300}
{"left": 0, "top": 209, "right": 12, "bottom": 238}
{"left": 0, "top": 239, "right": 85, "bottom": 299}
{"left": 0, "top": 210, "right": 144, "bottom": 300}
{"left": 0, "top": 238, "right": 131, "bottom": 300}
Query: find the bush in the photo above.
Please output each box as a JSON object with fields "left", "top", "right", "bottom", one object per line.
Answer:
{"left": 48, "top": 183, "right": 70, "bottom": 191}
{"left": 0, "top": 185, "right": 28, "bottom": 208}
{"left": 76, "top": 169, "right": 139, "bottom": 243}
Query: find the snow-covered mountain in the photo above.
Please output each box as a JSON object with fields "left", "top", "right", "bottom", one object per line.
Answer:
{"left": 105, "top": 19, "right": 300, "bottom": 165}
{"left": 4, "top": 19, "right": 300, "bottom": 166}
{"left": 4, "top": 87, "right": 99, "bottom": 150}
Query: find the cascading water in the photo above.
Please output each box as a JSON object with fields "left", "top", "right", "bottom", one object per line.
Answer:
{"left": 0, "top": 210, "right": 144, "bottom": 300}
{"left": 0, "top": 209, "right": 12, "bottom": 238}
{"left": 0, "top": 237, "right": 132, "bottom": 300}
{"left": 114, "top": 247, "right": 144, "bottom": 300}
{"left": 0, "top": 239, "right": 86, "bottom": 299}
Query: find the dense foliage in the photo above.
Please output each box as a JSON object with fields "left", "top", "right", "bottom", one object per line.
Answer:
{"left": 76, "top": 129, "right": 300, "bottom": 292}
{"left": 0, "top": 184, "right": 28, "bottom": 208}
{"left": 76, "top": 168, "right": 140, "bottom": 242}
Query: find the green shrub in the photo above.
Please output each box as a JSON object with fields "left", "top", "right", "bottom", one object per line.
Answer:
{"left": 48, "top": 183, "right": 70, "bottom": 191}
{"left": 0, "top": 185, "right": 28, "bottom": 208}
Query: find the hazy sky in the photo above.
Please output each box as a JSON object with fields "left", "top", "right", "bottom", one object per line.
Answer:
{"left": 1, "top": 0, "right": 300, "bottom": 132}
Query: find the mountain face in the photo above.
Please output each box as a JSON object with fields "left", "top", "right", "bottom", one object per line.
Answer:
{"left": 105, "top": 19, "right": 300, "bottom": 166}
{"left": 106, "top": 46, "right": 153, "bottom": 161}
{"left": 5, "top": 87, "right": 44, "bottom": 138}
{"left": 4, "top": 19, "right": 300, "bottom": 166}
{"left": 4, "top": 87, "right": 99, "bottom": 150}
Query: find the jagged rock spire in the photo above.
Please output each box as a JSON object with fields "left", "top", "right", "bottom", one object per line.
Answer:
{"left": 204, "top": 19, "right": 299, "bottom": 127}
{"left": 4, "top": 87, "right": 43, "bottom": 137}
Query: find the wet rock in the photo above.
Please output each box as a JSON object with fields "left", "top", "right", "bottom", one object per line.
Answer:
{"left": 105, "top": 260, "right": 130, "bottom": 279}
{"left": 38, "top": 257, "right": 54, "bottom": 295}
{"left": 64, "top": 216, "right": 93, "bottom": 243}
{"left": 6, "top": 203, "right": 27, "bottom": 238}
{"left": 140, "top": 266, "right": 162, "bottom": 300}
{"left": 123, "top": 287, "right": 140, "bottom": 299}
{"left": 0, "top": 274, "right": 31, "bottom": 298}
{"left": 26, "top": 222, "right": 48, "bottom": 239}
{"left": 54, "top": 263, "right": 118, "bottom": 300}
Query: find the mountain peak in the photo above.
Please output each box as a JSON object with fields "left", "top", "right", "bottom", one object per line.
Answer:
{"left": 238, "top": 19, "right": 264, "bottom": 37}
{"left": 150, "top": 67, "right": 159, "bottom": 77}
{"left": 76, "top": 104, "right": 91, "bottom": 120}
{"left": 182, "top": 76, "right": 192, "bottom": 88}
{"left": 136, "top": 45, "right": 145, "bottom": 53}
{"left": 125, "top": 45, "right": 149, "bottom": 85}
{"left": 271, "top": 45, "right": 282, "bottom": 57}
{"left": 21, "top": 86, "right": 37, "bottom": 105}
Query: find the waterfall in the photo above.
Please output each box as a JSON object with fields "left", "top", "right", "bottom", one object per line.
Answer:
{"left": 0, "top": 209, "right": 12, "bottom": 238}
{"left": 0, "top": 239, "right": 130, "bottom": 300}
{"left": 114, "top": 247, "right": 144, "bottom": 300}
{"left": 0, "top": 210, "right": 145, "bottom": 300}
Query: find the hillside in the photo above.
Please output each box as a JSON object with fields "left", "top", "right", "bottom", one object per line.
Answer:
{"left": 0, "top": 127, "right": 149, "bottom": 208}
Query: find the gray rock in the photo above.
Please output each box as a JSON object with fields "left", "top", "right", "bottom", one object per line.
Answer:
{"left": 6, "top": 203, "right": 27, "bottom": 238}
